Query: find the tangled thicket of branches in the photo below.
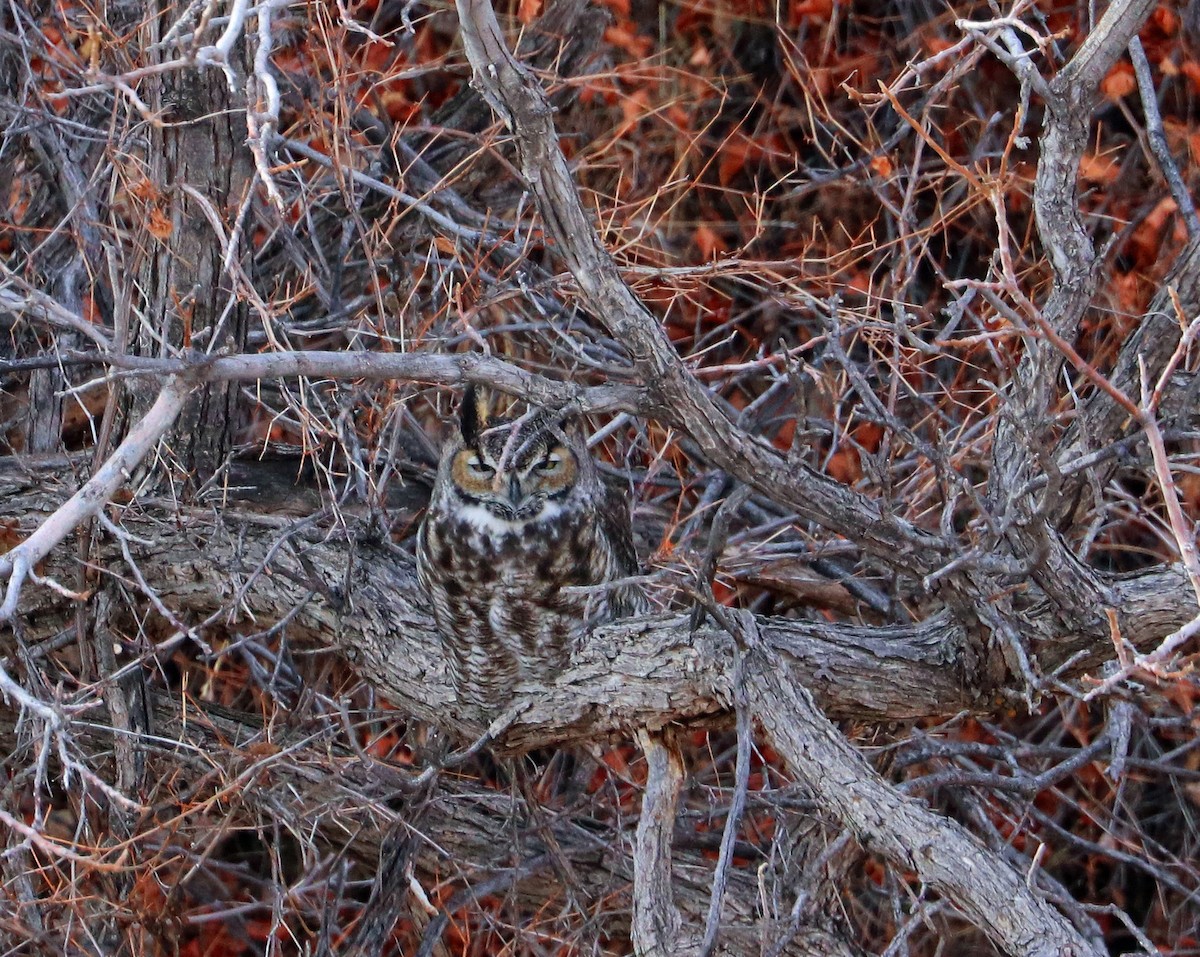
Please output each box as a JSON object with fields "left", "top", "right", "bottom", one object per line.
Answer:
{"left": 2, "top": 0, "right": 1200, "bottom": 954}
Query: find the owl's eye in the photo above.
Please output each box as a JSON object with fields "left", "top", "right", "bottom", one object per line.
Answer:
{"left": 467, "top": 458, "right": 495, "bottom": 476}
{"left": 536, "top": 454, "right": 561, "bottom": 473}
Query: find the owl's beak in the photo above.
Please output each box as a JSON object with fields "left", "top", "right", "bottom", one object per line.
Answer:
{"left": 507, "top": 473, "right": 523, "bottom": 506}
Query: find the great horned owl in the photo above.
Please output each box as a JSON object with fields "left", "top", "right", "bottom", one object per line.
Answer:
{"left": 416, "top": 386, "right": 645, "bottom": 709}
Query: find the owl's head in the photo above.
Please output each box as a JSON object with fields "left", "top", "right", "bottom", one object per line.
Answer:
{"left": 436, "top": 385, "right": 597, "bottom": 525}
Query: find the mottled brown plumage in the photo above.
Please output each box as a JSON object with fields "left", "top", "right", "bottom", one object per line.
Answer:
{"left": 416, "top": 387, "right": 644, "bottom": 709}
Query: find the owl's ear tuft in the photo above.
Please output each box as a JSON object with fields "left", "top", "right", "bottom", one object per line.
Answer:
{"left": 460, "top": 384, "right": 492, "bottom": 444}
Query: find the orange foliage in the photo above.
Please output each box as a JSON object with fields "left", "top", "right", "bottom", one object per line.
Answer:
{"left": 1101, "top": 61, "right": 1137, "bottom": 100}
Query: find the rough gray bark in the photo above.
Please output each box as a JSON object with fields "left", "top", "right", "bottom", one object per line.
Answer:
{"left": 130, "top": 4, "right": 254, "bottom": 480}
{"left": 2, "top": 457, "right": 1193, "bottom": 742}
{"left": 632, "top": 731, "right": 689, "bottom": 957}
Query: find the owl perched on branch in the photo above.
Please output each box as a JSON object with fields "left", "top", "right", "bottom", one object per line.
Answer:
{"left": 416, "top": 386, "right": 645, "bottom": 710}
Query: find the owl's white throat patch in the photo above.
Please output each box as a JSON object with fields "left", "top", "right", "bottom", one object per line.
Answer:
{"left": 456, "top": 501, "right": 564, "bottom": 535}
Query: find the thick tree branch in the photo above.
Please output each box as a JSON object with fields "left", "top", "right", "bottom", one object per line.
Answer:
{"left": 0, "top": 350, "right": 639, "bottom": 415}
{"left": 2, "top": 466, "right": 1193, "bottom": 749}
{"left": 747, "top": 649, "right": 1103, "bottom": 957}
{"left": 1030, "top": 0, "right": 1156, "bottom": 332}
{"left": 983, "top": 0, "right": 1157, "bottom": 647}
{"left": 1034, "top": 0, "right": 1156, "bottom": 278}
{"left": 632, "top": 730, "right": 688, "bottom": 957}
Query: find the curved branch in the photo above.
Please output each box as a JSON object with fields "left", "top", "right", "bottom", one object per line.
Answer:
{"left": 749, "top": 650, "right": 1103, "bottom": 957}
{"left": 0, "top": 376, "right": 193, "bottom": 621}
{"left": 984, "top": 0, "right": 1157, "bottom": 639}
{"left": 1037, "top": 0, "right": 1156, "bottom": 281}
{"left": 453, "top": 0, "right": 949, "bottom": 580}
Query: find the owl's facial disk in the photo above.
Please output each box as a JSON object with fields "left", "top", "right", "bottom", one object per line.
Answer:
{"left": 450, "top": 443, "right": 579, "bottom": 521}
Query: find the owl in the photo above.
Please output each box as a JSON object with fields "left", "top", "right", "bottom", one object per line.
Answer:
{"left": 416, "top": 386, "right": 645, "bottom": 710}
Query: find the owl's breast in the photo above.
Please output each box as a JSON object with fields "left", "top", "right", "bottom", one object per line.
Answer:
{"left": 469, "top": 511, "right": 599, "bottom": 580}
{"left": 418, "top": 488, "right": 636, "bottom": 704}
{"left": 426, "top": 508, "right": 607, "bottom": 612}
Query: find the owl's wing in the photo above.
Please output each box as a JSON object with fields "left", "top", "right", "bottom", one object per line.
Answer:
{"left": 602, "top": 484, "right": 650, "bottom": 619}
{"left": 600, "top": 481, "right": 640, "bottom": 576}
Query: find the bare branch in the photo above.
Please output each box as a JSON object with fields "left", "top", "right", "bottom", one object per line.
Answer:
{"left": 1129, "top": 36, "right": 1200, "bottom": 238}
{"left": 633, "top": 729, "right": 688, "bottom": 957}
{"left": 0, "top": 377, "right": 192, "bottom": 621}
{"left": 747, "top": 646, "right": 1102, "bottom": 957}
